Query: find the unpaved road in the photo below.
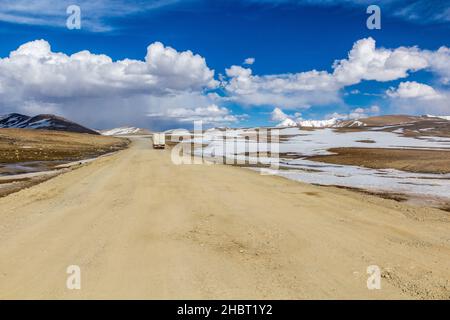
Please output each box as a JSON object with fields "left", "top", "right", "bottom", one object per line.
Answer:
{"left": 0, "top": 137, "right": 449, "bottom": 299}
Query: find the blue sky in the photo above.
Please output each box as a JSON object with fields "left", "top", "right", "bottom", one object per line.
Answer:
{"left": 0, "top": 0, "right": 449, "bottom": 129}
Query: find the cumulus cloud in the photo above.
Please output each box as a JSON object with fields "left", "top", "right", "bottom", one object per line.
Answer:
{"left": 386, "top": 81, "right": 443, "bottom": 100}
{"left": 333, "top": 38, "right": 450, "bottom": 86}
{"left": 332, "top": 38, "right": 429, "bottom": 85}
{"left": 224, "top": 66, "right": 340, "bottom": 108}
{"left": 1, "top": 37, "right": 450, "bottom": 129}
{"left": 0, "top": 39, "right": 217, "bottom": 99}
{"left": 348, "top": 105, "right": 380, "bottom": 119}
{"left": 387, "top": 94, "right": 450, "bottom": 116}
{"left": 243, "top": 57, "right": 255, "bottom": 65}
{"left": 386, "top": 81, "right": 449, "bottom": 116}
{"left": 0, "top": 39, "right": 220, "bottom": 129}
{"left": 223, "top": 37, "right": 450, "bottom": 110}
{"left": 270, "top": 107, "right": 289, "bottom": 122}
{"left": 421, "top": 47, "right": 450, "bottom": 84}
{"left": 328, "top": 105, "right": 381, "bottom": 120}
{"left": 147, "top": 104, "right": 244, "bottom": 125}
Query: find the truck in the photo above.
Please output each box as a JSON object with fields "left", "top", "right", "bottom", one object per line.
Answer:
{"left": 152, "top": 133, "right": 166, "bottom": 149}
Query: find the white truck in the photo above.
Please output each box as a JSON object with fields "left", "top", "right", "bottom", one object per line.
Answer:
{"left": 152, "top": 133, "right": 166, "bottom": 149}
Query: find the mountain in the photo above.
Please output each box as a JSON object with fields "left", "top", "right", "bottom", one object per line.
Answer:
{"left": 276, "top": 118, "right": 298, "bottom": 127}
{"left": 351, "top": 115, "right": 423, "bottom": 126}
{"left": 426, "top": 114, "right": 450, "bottom": 121}
{"left": 276, "top": 114, "right": 450, "bottom": 129}
{"left": 298, "top": 118, "right": 339, "bottom": 128}
{"left": 276, "top": 117, "right": 344, "bottom": 128}
{"left": 0, "top": 113, "right": 99, "bottom": 135}
{"left": 276, "top": 117, "right": 339, "bottom": 128}
{"left": 336, "top": 115, "right": 450, "bottom": 137}
{"left": 340, "top": 115, "right": 449, "bottom": 127}
{"left": 0, "top": 113, "right": 30, "bottom": 128}
{"left": 101, "top": 127, "right": 152, "bottom": 136}
{"left": 334, "top": 120, "right": 366, "bottom": 127}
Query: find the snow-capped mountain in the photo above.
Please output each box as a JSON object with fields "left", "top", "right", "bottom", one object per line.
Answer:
{"left": 0, "top": 113, "right": 30, "bottom": 127}
{"left": 298, "top": 118, "right": 339, "bottom": 128}
{"left": 0, "top": 113, "right": 99, "bottom": 135}
{"left": 101, "top": 127, "right": 151, "bottom": 136}
{"left": 276, "top": 118, "right": 298, "bottom": 127}
{"left": 334, "top": 120, "right": 366, "bottom": 127}
{"left": 426, "top": 114, "right": 450, "bottom": 121}
{"left": 276, "top": 117, "right": 341, "bottom": 128}
{"left": 276, "top": 117, "right": 371, "bottom": 128}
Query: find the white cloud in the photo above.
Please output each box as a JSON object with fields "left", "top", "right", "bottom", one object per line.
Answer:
{"left": 0, "top": 0, "right": 181, "bottom": 32}
{"left": 1, "top": 1, "right": 449, "bottom": 32}
{"left": 243, "top": 57, "right": 255, "bottom": 65}
{"left": 147, "top": 104, "right": 243, "bottom": 125}
{"left": 369, "top": 105, "right": 380, "bottom": 113}
{"left": 224, "top": 66, "right": 340, "bottom": 108}
{"left": 294, "top": 112, "right": 303, "bottom": 120}
{"left": 332, "top": 37, "right": 429, "bottom": 85}
{"left": 223, "top": 37, "right": 450, "bottom": 111}
{"left": 392, "top": 0, "right": 450, "bottom": 24}
{"left": 328, "top": 105, "right": 381, "bottom": 120}
{"left": 348, "top": 106, "right": 376, "bottom": 120}
{"left": 386, "top": 81, "right": 443, "bottom": 100}
{"left": 0, "top": 39, "right": 217, "bottom": 101}
{"left": 0, "top": 39, "right": 222, "bottom": 129}
{"left": 386, "top": 81, "right": 449, "bottom": 115}
{"left": 1, "top": 37, "right": 450, "bottom": 129}
{"left": 145, "top": 42, "right": 219, "bottom": 91}
{"left": 387, "top": 93, "right": 450, "bottom": 116}
{"left": 270, "top": 107, "right": 289, "bottom": 122}
{"left": 247, "top": 0, "right": 450, "bottom": 25}
{"left": 421, "top": 47, "right": 450, "bottom": 84}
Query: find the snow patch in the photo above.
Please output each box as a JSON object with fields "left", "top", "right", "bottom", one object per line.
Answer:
{"left": 187, "top": 127, "right": 450, "bottom": 201}
{"left": 102, "top": 127, "right": 141, "bottom": 136}
{"left": 276, "top": 118, "right": 297, "bottom": 127}
{"left": 298, "top": 118, "right": 338, "bottom": 128}
{"left": 426, "top": 114, "right": 450, "bottom": 121}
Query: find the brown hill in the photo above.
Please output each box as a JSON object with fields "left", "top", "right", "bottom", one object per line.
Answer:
{"left": 0, "top": 113, "right": 99, "bottom": 135}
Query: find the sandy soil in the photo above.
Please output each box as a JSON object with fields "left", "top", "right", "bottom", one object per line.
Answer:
{"left": 308, "top": 147, "right": 450, "bottom": 174}
{"left": 0, "top": 137, "right": 449, "bottom": 299}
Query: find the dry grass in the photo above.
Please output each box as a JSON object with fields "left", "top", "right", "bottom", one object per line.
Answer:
{"left": 0, "top": 128, "right": 130, "bottom": 163}
{"left": 335, "top": 115, "right": 450, "bottom": 137}
{"left": 308, "top": 147, "right": 450, "bottom": 174}
{"left": 402, "top": 121, "right": 450, "bottom": 138}
{"left": 355, "top": 139, "right": 376, "bottom": 143}
{"left": 325, "top": 185, "right": 409, "bottom": 202}
{"left": 360, "top": 115, "right": 421, "bottom": 126}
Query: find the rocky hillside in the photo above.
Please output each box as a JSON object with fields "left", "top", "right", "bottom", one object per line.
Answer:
{"left": 0, "top": 113, "right": 99, "bottom": 135}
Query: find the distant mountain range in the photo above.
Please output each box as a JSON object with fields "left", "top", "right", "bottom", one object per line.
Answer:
{"left": 276, "top": 114, "right": 450, "bottom": 128}
{"left": 0, "top": 113, "right": 153, "bottom": 136}
{"left": 100, "top": 127, "right": 152, "bottom": 136}
{"left": 276, "top": 116, "right": 361, "bottom": 128}
{"left": 0, "top": 113, "right": 99, "bottom": 135}
{"left": 1, "top": 112, "right": 448, "bottom": 136}
{"left": 276, "top": 118, "right": 298, "bottom": 127}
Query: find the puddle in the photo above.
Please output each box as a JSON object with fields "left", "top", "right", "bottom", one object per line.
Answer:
{"left": 0, "top": 161, "right": 68, "bottom": 177}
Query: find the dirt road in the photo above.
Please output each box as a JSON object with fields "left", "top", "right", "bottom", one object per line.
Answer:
{"left": 0, "top": 137, "right": 449, "bottom": 299}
